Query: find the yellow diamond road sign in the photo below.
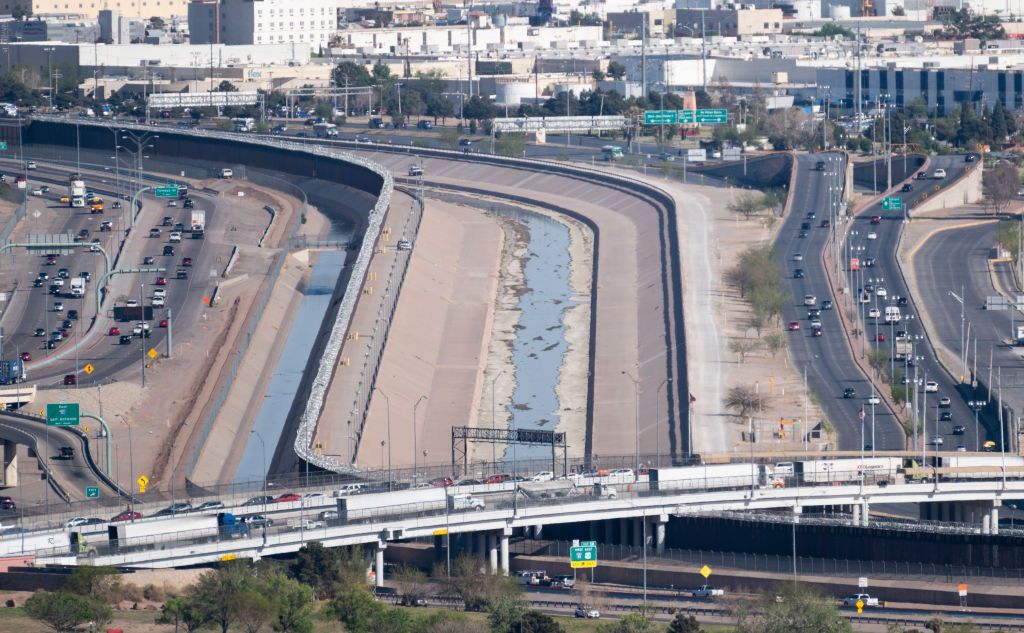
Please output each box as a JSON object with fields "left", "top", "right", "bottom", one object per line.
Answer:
{"left": 147, "top": 348, "right": 158, "bottom": 359}
{"left": 83, "top": 363, "right": 94, "bottom": 375}
{"left": 700, "top": 565, "right": 712, "bottom": 579}
{"left": 856, "top": 599, "right": 864, "bottom": 613}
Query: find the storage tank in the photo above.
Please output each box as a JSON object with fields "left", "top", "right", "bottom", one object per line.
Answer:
{"left": 495, "top": 82, "right": 535, "bottom": 105}
{"left": 828, "top": 5, "right": 852, "bottom": 18}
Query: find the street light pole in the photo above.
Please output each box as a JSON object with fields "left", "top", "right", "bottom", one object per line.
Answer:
{"left": 655, "top": 378, "right": 671, "bottom": 467}
{"left": 490, "top": 370, "right": 504, "bottom": 467}
{"left": 375, "top": 387, "right": 392, "bottom": 490}
{"left": 413, "top": 395, "right": 427, "bottom": 482}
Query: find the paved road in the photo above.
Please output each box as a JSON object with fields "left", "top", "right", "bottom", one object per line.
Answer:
{"left": 778, "top": 153, "right": 903, "bottom": 450}
{"left": 855, "top": 154, "right": 982, "bottom": 452}
{"left": 915, "top": 220, "right": 1016, "bottom": 449}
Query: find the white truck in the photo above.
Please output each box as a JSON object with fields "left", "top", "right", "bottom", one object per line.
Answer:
{"left": 884, "top": 306, "right": 901, "bottom": 323}
{"left": 190, "top": 210, "right": 206, "bottom": 239}
{"left": 68, "top": 277, "right": 85, "bottom": 297}
{"left": 232, "top": 117, "right": 256, "bottom": 132}
{"left": 841, "top": 594, "right": 879, "bottom": 607}
{"left": 108, "top": 516, "right": 219, "bottom": 549}
{"left": 336, "top": 487, "right": 485, "bottom": 521}
{"left": 692, "top": 585, "right": 725, "bottom": 599}
{"left": 69, "top": 179, "right": 85, "bottom": 200}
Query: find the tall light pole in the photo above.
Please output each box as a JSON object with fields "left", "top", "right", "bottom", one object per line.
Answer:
{"left": 43, "top": 47, "right": 54, "bottom": 110}
{"left": 949, "top": 288, "right": 965, "bottom": 382}
{"left": 413, "top": 395, "right": 427, "bottom": 482}
{"left": 623, "top": 370, "right": 641, "bottom": 470}
{"left": 655, "top": 378, "right": 671, "bottom": 467}
{"left": 375, "top": 387, "right": 392, "bottom": 490}
{"left": 118, "top": 414, "right": 135, "bottom": 517}
{"left": 251, "top": 429, "right": 267, "bottom": 512}
{"left": 139, "top": 283, "right": 146, "bottom": 388}
{"left": 490, "top": 370, "right": 504, "bottom": 466}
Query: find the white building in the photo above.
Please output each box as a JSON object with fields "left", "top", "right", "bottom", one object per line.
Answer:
{"left": 189, "top": 0, "right": 339, "bottom": 54}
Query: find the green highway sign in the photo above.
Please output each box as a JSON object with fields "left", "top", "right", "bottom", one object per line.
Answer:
{"left": 155, "top": 185, "right": 180, "bottom": 198}
{"left": 679, "top": 109, "right": 729, "bottom": 124}
{"left": 46, "top": 402, "right": 80, "bottom": 427}
{"left": 570, "top": 544, "right": 597, "bottom": 568}
{"left": 882, "top": 196, "right": 902, "bottom": 211}
{"left": 580, "top": 541, "right": 597, "bottom": 548}
{"left": 85, "top": 486, "right": 99, "bottom": 499}
{"left": 644, "top": 110, "right": 678, "bottom": 125}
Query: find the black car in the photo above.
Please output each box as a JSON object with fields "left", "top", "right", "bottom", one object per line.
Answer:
{"left": 800, "top": 222, "right": 812, "bottom": 231}
{"left": 174, "top": 222, "right": 185, "bottom": 232}
{"left": 940, "top": 411, "right": 953, "bottom": 421}
{"left": 143, "top": 256, "right": 155, "bottom": 265}
{"left": 807, "top": 309, "right": 821, "bottom": 319}
{"left": 183, "top": 198, "right": 194, "bottom": 208}
{"left": 843, "top": 388, "right": 856, "bottom": 399}
{"left": 176, "top": 269, "right": 188, "bottom": 279}
{"left": 806, "top": 212, "right": 816, "bottom": 220}
{"left": 163, "top": 245, "right": 175, "bottom": 256}
{"left": 243, "top": 495, "right": 275, "bottom": 506}
{"left": 34, "top": 328, "right": 45, "bottom": 337}
{"left": 794, "top": 269, "right": 805, "bottom": 278}
{"left": 162, "top": 216, "right": 173, "bottom": 227}
{"left": 48, "top": 284, "right": 60, "bottom": 295}
{"left": 901, "top": 183, "right": 913, "bottom": 192}
{"left": 798, "top": 230, "right": 809, "bottom": 238}
{"left": 32, "top": 279, "right": 42, "bottom": 288}
{"left": 61, "top": 319, "right": 72, "bottom": 329}
{"left": 0, "top": 497, "right": 15, "bottom": 511}
{"left": 46, "top": 340, "right": 57, "bottom": 349}
{"left": 240, "top": 515, "right": 274, "bottom": 528}
{"left": 896, "top": 297, "right": 909, "bottom": 306}
{"left": 67, "top": 310, "right": 78, "bottom": 320}
{"left": 822, "top": 299, "right": 833, "bottom": 310}
{"left": 965, "top": 154, "right": 976, "bottom": 162}
{"left": 119, "top": 334, "right": 133, "bottom": 345}
{"left": 953, "top": 425, "right": 967, "bottom": 435}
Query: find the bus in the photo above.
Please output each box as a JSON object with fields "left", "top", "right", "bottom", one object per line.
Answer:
{"left": 601, "top": 145, "right": 624, "bottom": 161}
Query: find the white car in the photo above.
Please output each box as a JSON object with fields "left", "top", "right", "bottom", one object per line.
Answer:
{"left": 126, "top": 299, "right": 138, "bottom": 307}
{"left": 152, "top": 296, "right": 165, "bottom": 307}
{"left": 924, "top": 381, "right": 938, "bottom": 393}
{"left": 169, "top": 231, "right": 182, "bottom": 243}
{"left": 153, "top": 288, "right": 166, "bottom": 299}
{"left": 607, "top": 468, "right": 635, "bottom": 482}
{"left": 803, "top": 294, "right": 817, "bottom": 306}
{"left": 52, "top": 278, "right": 64, "bottom": 286}
{"left": 574, "top": 606, "right": 600, "bottom": 619}
{"left": 867, "top": 232, "right": 878, "bottom": 240}
{"left": 30, "top": 187, "right": 43, "bottom": 196}
{"left": 868, "top": 307, "right": 881, "bottom": 318}
{"left": 933, "top": 169, "right": 947, "bottom": 179}
{"left": 867, "top": 395, "right": 881, "bottom": 405}
{"left": 25, "top": 161, "right": 36, "bottom": 170}
{"left": 530, "top": 471, "right": 554, "bottom": 482}
{"left": 792, "top": 253, "right": 803, "bottom": 262}
{"left": 396, "top": 239, "right": 412, "bottom": 251}
{"left": 167, "top": 200, "right": 177, "bottom": 207}
{"left": 875, "top": 287, "right": 887, "bottom": 297}
{"left": 931, "top": 435, "right": 944, "bottom": 445}
{"left": 53, "top": 302, "right": 64, "bottom": 312}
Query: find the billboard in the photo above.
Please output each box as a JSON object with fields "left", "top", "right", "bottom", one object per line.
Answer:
{"left": 146, "top": 91, "right": 260, "bottom": 109}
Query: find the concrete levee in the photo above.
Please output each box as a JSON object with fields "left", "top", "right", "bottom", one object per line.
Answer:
{"left": 911, "top": 159, "right": 984, "bottom": 215}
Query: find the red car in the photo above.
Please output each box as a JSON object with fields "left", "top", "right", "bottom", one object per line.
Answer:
{"left": 276, "top": 493, "right": 301, "bottom": 503}
{"left": 108, "top": 327, "right": 121, "bottom": 336}
{"left": 111, "top": 510, "right": 142, "bottom": 522}
{"left": 182, "top": 257, "right": 193, "bottom": 267}
{"left": 429, "top": 477, "right": 454, "bottom": 487}
{"left": 19, "top": 352, "right": 31, "bottom": 361}
{"left": 787, "top": 321, "right": 801, "bottom": 331}
{"left": 870, "top": 216, "right": 882, "bottom": 225}
{"left": 820, "top": 220, "right": 831, "bottom": 228}
{"left": 155, "top": 277, "right": 167, "bottom": 286}
{"left": 876, "top": 333, "right": 886, "bottom": 342}
{"left": 485, "top": 473, "right": 511, "bottom": 484}
{"left": 159, "top": 319, "right": 169, "bottom": 328}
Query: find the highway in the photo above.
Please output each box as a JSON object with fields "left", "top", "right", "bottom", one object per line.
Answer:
{"left": 0, "top": 157, "right": 223, "bottom": 386}
{"left": 914, "top": 219, "right": 1018, "bottom": 449}
{"left": 778, "top": 153, "right": 904, "bottom": 450}
{"left": 854, "top": 155, "right": 984, "bottom": 452}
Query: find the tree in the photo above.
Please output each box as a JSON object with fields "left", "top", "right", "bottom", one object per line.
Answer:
{"left": 725, "top": 385, "right": 765, "bottom": 418}
{"left": 217, "top": 80, "right": 239, "bottom": 93}
{"left": 867, "top": 349, "right": 890, "bottom": 378}
{"left": 598, "top": 613, "right": 655, "bottom": 633}
{"left": 668, "top": 613, "right": 704, "bottom": 633}
{"left": 289, "top": 542, "right": 365, "bottom": 599}
{"left": 330, "top": 587, "right": 413, "bottom": 633}
{"left": 158, "top": 597, "right": 208, "bottom": 633}
{"left": 728, "top": 192, "right": 765, "bottom": 219}
{"left": 191, "top": 562, "right": 254, "bottom": 633}
{"left": 440, "top": 128, "right": 463, "bottom": 150}
{"left": 393, "top": 565, "right": 430, "bottom": 606}
{"left": 25, "top": 592, "right": 111, "bottom": 633}
{"left": 429, "top": 96, "right": 456, "bottom": 125}
{"left": 736, "top": 583, "right": 852, "bottom": 633}
{"left": 314, "top": 102, "right": 335, "bottom": 119}
{"left": 373, "top": 62, "right": 394, "bottom": 83}
{"left": 149, "top": 16, "right": 166, "bottom": 29}
{"left": 63, "top": 566, "right": 122, "bottom": 605}
{"left": 729, "top": 338, "right": 761, "bottom": 362}
{"left": 333, "top": 61, "right": 373, "bottom": 88}
{"left": 592, "top": 69, "right": 606, "bottom": 81}
{"left": 262, "top": 571, "right": 314, "bottom": 633}
{"left": 607, "top": 61, "right": 627, "bottom": 81}
{"left": 495, "top": 133, "right": 527, "bottom": 157}
{"left": 984, "top": 161, "right": 1018, "bottom": 214}
{"left": 11, "top": 6, "right": 30, "bottom": 19}
{"left": 235, "top": 591, "right": 276, "bottom": 633}
{"left": 442, "top": 556, "right": 521, "bottom": 612}
{"left": 763, "top": 332, "right": 787, "bottom": 358}
{"left": 813, "top": 23, "right": 853, "bottom": 38}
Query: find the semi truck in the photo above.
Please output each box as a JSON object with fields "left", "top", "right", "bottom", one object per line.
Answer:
{"left": 68, "top": 277, "right": 85, "bottom": 297}
{"left": 649, "top": 464, "right": 770, "bottom": 492}
{"left": 336, "top": 488, "right": 485, "bottom": 521}
{"left": 190, "top": 210, "right": 205, "bottom": 239}
{"left": 232, "top": 117, "right": 256, "bottom": 132}
{"left": 313, "top": 122, "right": 338, "bottom": 138}
{"left": 108, "top": 513, "right": 249, "bottom": 549}
{"left": 0, "top": 359, "right": 26, "bottom": 385}
{"left": 68, "top": 179, "right": 86, "bottom": 206}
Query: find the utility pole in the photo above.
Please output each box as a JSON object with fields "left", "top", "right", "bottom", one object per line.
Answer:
{"left": 640, "top": 20, "right": 646, "bottom": 99}
{"left": 700, "top": 10, "right": 707, "bottom": 94}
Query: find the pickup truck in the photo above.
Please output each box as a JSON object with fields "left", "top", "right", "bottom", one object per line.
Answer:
{"left": 841, "top": 594, "right": 879, "bottom": 607}
{"left": 692, "top": 585, "right": 725, "bottom": 599}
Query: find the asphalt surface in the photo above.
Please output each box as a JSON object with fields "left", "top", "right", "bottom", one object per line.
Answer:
{"left": 915, "top": 220, "right": 1017, "bottom": 449}
{"left": 854, "top": 154, "right": 983, "bottom": 452}
{"left": 778, "top": 154, "right": 903, "bottom": 451}
{"left": 0, "top": 156, "right": 220, "bottom": 386}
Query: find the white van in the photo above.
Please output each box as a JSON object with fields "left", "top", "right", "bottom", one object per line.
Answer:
{"left": 71, "top": 197, "right": 85, "bottom": 208}
{"left": 884, "top": 306, "right": 901, "bottom": 323}
{"left": 219, "top": 168, "right": 234, "bottom": 179}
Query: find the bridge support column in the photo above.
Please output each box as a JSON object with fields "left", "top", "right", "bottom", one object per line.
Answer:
{"left": 589, "top": 521, "right": 597, "bottom": 541}
{"left": 478, "top": 532, "right": 489, "bottom": 571}
{"left": 375, "top": 542, "right": 386, "bottom": 588}
{"left": 861, "top": 501, "right": 870, "bottom": 527}
{"left": 991, "top": 501, "right": 1001, "bottom": 536}
{"left": 619, "top": 518, "right": 628, "bottom": 545}
{"left": 489, "top": 533, "right": 498, "bottom": 573}
{"left": 534, "top": 524, "right": 543, "bottom": 540}
{"left": 603, "top": 519, "right": 613, "bottom": 544}
{"left": 655, "top": 516, "right": 666, "bottom": 555}
{"left": 851, "top": 504, "right": 861, "bottom": 526}
{"left": 982, "top": 513, "right": 991, "bottom": 535}
{"left": 500, "top": 530, "right": 510, "bottom": 575}
{"left": 633, "top": 519, "right": 643, "bottom": 548}
{"left": 1, "top": 440, "right": 16, "bottom": 487}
